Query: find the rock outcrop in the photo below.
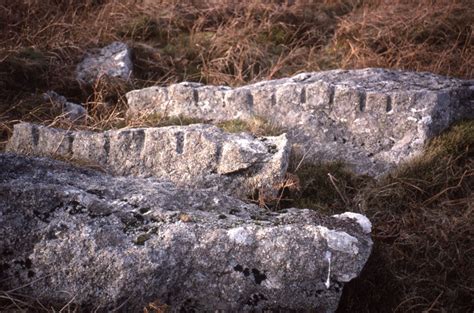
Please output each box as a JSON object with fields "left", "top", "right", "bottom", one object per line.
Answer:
{"left": 126, "top": 68, "right": 474, "bottom": 176}
{"left": 0, "top": 153, "right": 372, "bottom": 312}
{"left": 76, "top": 42, "right": 133, "bottom": 84}
{"left": 5, "top": 122, "right": 290, "bottom": 197}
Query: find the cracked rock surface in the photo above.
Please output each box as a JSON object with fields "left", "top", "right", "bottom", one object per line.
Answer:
{"left": 6, "top": 122, "right": 290, "bottom": 198}
{"left": 0, "top": 154, "right": 372, "bottom": 312}
{"left": 126, "top": 68, "right": 474, "bottom": 176}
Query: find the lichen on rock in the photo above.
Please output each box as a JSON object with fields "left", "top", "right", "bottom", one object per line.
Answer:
{"left": 126, "top": 68, "right": 473, "bottom": 176}
{"left": 0, "top": 153, "right": 372, "bottom": 312}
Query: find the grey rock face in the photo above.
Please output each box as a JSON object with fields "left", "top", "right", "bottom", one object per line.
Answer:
{"left": 76, "top": 42, "right": 133, "bottom": 84}
{"left": 126, "top": 68, "right": 474, "bottom": 175}
{"left": 43, "top": 91, "right": 87, "bottom": 123}
{"left": 5, "top": 122, "right": 290, "bottom": 197}
{"left": 0, "top": 153, "right": 372, "bottom": 312}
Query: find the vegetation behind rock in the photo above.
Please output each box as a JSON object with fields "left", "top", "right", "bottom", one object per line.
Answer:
{"left": 0, "top": 0, "right": 472, "bottom": 312}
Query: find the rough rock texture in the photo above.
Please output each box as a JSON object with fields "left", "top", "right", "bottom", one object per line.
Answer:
{"left": 5, "top": 122, "right": 290, "bottom": 197}
{"left": 0, "top": 153, "right": 372, "bottom": 312}
{"left": 76, "top": 42, "right": 133, "bottom": 84}
{"left": 126, "top": 68, "right": 474, "bottom": 175}
{"left": 43, "top": 91, "right": 87, "bottom": 123}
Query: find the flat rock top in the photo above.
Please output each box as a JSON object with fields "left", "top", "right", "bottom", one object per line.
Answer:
{"left": 140, "top": 68, "right": 472, "bottom": 92}
{"left": 283, "top": 68, "right": 472, "bottom": 91}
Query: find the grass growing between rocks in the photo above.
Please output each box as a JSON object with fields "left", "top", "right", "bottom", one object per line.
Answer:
{"left": 132, "top": 112, "right": 209, "bottom": 128}
{"left": 0, "top": 0, "right": 473, "bottom": 312}
{"left": 217, "top": 116, "right": 284, "bottom": 137}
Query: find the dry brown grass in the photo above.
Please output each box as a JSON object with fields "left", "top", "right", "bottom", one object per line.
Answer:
{"left": 336, "top": 121, "right": 474, "bottom": 313}
{"left": 331, "top": 0, "right": 473, "bottom": 78}
{"left": 2, "top": 0, "right": 471, "bottom": 143}
{"left": 266, "top": 121, "right": 473, "bottom": 312}
{"left": 1, "top": 0, "right": 473, "bottom": 312}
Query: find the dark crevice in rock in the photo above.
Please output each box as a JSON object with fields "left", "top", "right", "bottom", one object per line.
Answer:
{"left": 359, "top": 92, "right": 366, "bottom": 112}
{"left": 386, "top": 96, "right": 393, "bottom": 112}
{"left": 300, "top": 87, "right": 306, "bottom": 104}
{"left": 270, "top": 93, "right": 276, "bottom": 107}
{"left": 86, "top": 188, "right": 106, "bottom": 199}
{"left": 175, "top": 132, "right": 184, "bottom": 154}
{"left": 247, "top": 91, "right": 254, "bottom": 110}
{"left": 139, "top": 207, "right": 150, "bottom": 214}
{"left": 222, "top": 166, "right": 251, "bottom": 177}
{"left": 134, "top": 129, "right": 146, "bottom": 154}
{"left": 328, "top": 85, "right": 335, "bottom": 108}
{"left": 67, "top": 133, "right": 74, "bottom": 156}
{"left": 193, "top": 89, "right": 199, "bottom": 105}
{"left": 103, "top": 133, "right": 110, "bottom": 163}
{"left": 31, "top": 125, "right": 39, "bottom": 146}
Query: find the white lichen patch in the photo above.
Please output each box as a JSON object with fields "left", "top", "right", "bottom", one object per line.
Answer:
{"left": 325, "top": 251, "right": 332, "bottom": 289}
{"left": 332, "top": 212, "right": 372, "bottom": 234}
{"left": 308, "top": 226, "right": 359, "bottom": 254}
{"left": 234, "top": 138, "right": 265, "bottom": 154}
{"left": 227, "top": 227, "right": 254, "bottom": 245}
{"left": 262, "top": 275, "right": 282, "bottom": 289}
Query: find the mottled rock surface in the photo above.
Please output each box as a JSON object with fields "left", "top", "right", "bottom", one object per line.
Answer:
{"left": 76, "top": 42, "right": 133, "bottom": 84}
{"left": 126, "top": 68, "right": 474, "bottom": 175}
{"left": 0, "top": 153, "right": 372, "bottom": 312}
{"left": 6, "top": 122, "right": 290, "bottom": 197}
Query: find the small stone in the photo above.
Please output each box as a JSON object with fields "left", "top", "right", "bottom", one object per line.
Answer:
{"left": 43, "top": 91, "right": 86, "bottom": 123}
{"left": 76, "top": 42, "right": 133, "bottom": 84}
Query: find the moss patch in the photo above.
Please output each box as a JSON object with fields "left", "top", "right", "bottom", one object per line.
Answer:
{"left": 137, "top": 113, "right": 208, "bottom": 128}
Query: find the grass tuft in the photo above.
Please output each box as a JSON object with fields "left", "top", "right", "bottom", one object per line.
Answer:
{"left": 217, "top": 116, "right": 284, "bottom": 136}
